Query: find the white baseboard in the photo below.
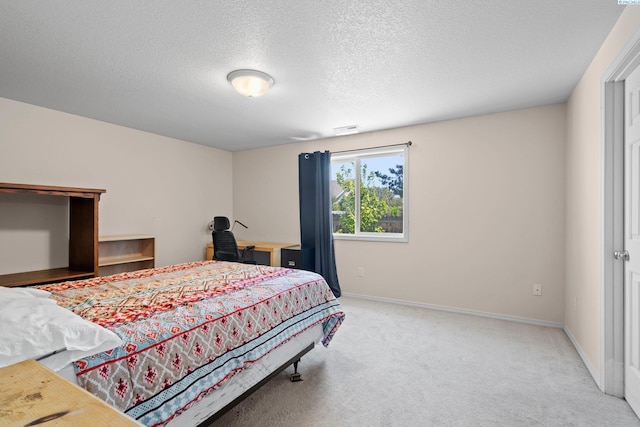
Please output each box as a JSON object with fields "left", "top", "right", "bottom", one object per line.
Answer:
{"left": 563, "top": 325, "right": 602, "bottom": 391}
{"left": 341, "top": 292, "right": 564, "bottom": 329}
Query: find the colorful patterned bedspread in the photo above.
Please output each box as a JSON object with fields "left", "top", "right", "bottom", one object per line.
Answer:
{"left": 39, "top": 261, "right": 344, "bottom": 426}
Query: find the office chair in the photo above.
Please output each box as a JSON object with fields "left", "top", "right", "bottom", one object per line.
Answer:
{"left": 211, "top": 216, "right": 256, "bottom": 264}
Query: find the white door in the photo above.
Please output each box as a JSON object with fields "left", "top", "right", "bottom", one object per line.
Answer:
{"left": 624, "top": 63, "right": 640, "bottom": 416}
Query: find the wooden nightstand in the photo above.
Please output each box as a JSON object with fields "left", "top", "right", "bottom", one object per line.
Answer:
{"left": 0, "top": 359, "right": 142, "bottom": 426}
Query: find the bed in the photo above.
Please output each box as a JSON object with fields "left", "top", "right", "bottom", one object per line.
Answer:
{"left": 0, "top": 260, "right": 344, "bottom": 426}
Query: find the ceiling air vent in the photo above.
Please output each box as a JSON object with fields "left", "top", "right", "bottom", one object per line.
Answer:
{"left": 333, "top": 125, "right": 359, "bottom": 136}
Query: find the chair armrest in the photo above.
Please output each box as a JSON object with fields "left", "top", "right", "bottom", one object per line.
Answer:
{"left": 241, "top": 245, "right": 256, "bottom": 264}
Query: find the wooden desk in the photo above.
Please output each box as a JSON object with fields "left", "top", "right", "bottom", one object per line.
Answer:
{"left": 0, "top": 359, "right": 142, "bottom": 426}
{"left": 207, "top": 241, "right": 296, "bottom": 267}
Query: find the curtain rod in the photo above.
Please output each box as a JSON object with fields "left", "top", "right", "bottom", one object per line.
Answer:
{"left": 332, "top": 140, "right": 412, "bottom": 154}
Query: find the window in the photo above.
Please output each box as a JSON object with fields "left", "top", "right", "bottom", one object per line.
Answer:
{"left": 331, "top": 145, "right": 408, "bottom": 242}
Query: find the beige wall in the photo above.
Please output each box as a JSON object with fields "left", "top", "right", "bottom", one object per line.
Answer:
{"left": 565, "top": 7, "right": 640, "bottom": 382}
{"left": 0, "top": 97, "right": 233, "bottom": 271}
{"left": 234, "top": 104, "right": 566, "bottom": 324}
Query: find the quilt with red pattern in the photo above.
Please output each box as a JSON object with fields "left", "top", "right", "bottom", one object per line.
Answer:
{"left": 39, "top": 261, "right": 344, "bottom": 426}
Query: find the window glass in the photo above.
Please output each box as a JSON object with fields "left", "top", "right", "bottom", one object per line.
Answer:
{"left": 331, "top": 160, "right": 355, "bottom": 234}
{"left": 331, "top": 146, "right": 408, "bottom": 242}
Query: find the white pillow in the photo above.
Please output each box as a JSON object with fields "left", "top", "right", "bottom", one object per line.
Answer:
{"left": 0, "top": 286, "right": 51, "bottom": 299}
{"left": 0, "top": 296, "right": 123, "bottom": 372}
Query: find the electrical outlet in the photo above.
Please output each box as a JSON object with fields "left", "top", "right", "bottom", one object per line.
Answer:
{"left": 533, "top": 284, "right": 542, "bottom": 296}
{"left": 358, "top": 267, "right": 365, "bottom": 277}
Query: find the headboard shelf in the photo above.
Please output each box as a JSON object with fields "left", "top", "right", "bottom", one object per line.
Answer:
{"left": 0, "top": 183, "right": 106, "bottom": 288}
{"left": 0, "top": 268, "right": 95, "bottom": 288}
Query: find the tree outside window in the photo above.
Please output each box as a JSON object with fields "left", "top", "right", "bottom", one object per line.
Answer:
{"left": 331, "top": 146, "right": 408, "bottom": 241}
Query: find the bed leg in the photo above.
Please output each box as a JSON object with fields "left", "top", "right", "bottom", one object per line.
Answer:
{"left": 290, "top": 359, "right": 303, "bottom": 382}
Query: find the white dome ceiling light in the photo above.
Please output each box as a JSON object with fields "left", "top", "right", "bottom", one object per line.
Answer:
{"left": 227, "top": 69, "right": 274, "bottom": 98}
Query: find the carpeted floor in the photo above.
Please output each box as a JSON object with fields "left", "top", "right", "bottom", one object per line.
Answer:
{"left": 212, "top": 296, "right": 640, "bottom": 426}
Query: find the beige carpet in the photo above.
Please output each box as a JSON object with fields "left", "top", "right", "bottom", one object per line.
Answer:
{"left": 212, "top": 296, "right": 640, "bottom": 427}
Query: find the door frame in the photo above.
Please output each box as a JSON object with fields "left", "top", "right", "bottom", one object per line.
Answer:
{"left": 602, "top": 26, "right": 640, "bottom": 397}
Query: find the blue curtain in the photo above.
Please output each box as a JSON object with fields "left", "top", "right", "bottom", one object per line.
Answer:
{"left": 298, "top": 151, "right": 341, "bottom": 297}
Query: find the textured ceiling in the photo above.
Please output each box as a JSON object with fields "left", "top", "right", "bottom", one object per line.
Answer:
{"left": 0, "top": 1, "right": 626, "bottom": 152}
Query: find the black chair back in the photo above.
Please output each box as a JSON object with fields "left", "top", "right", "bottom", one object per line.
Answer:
{"left": 212, "top": 216, "right": 255, "bottom": 263}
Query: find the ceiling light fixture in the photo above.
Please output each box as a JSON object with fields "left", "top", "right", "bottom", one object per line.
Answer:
{"left": 227, "top": 69, "right": 274, "bottom": 98}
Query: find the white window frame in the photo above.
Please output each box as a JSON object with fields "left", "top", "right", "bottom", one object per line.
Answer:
{"left": 331, "top": 145, "right": 408, "bottom": 242}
